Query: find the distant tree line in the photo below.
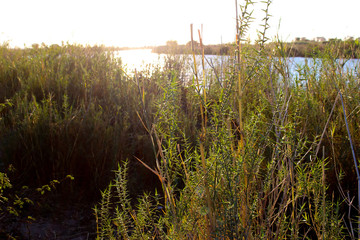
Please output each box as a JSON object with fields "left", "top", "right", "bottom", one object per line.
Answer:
{"left": 151, "top": 39, "right": 360, "bottom": 59}
{"left": 280, "top": 39, "right": 360, "bottom": 59}
{"left": 27, "top": 39, "right": 359, "bottom": 59}
{"left": 152, "top": 40, "right": 234, "bottom": 55}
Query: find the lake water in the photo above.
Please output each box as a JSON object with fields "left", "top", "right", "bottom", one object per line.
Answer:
{"left": 114, "top": 49, "right": 360, "bottom": 80}
{"left": 114, "top": 49, "right": 230, "bottom": 73}
{"left": 113, "top": 49, "right": 167, "bottom": 73}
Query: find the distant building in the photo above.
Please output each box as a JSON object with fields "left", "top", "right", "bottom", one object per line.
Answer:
{"left": 314, "top": 37, "right": 326, "bottom": 42}
{"left": 300, "top": 37, "right": 309, "bottom": 42}
{"left": 345, "top": 36, "right": 354, "bottom": 41}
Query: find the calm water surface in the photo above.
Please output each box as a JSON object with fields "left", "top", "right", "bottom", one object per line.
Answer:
{"left": 115, "top": 49, "right": 360, "bottom": 80}
{"left": 114, "top": 49, "right": 166, "bottom": 73}
{"left": 114, "top": 49, "right": 229, "bottom": 73}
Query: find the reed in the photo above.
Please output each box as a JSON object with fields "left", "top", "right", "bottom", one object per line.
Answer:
{"left": 1, "top": 1, "right": 360, "bottom": 238}
{"left": 93, "top": 0, "right": 360, "bottom": 239}
{"left": 0, "top": 44, "right": 161, "bottom": 201}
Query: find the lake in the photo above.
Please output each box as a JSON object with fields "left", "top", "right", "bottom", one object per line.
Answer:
{"left": 113, "top": 49, "right": 167, "bottom": 73}
{"left": 114, "top": 48, "right": 231, "bottom": 73}
{"left": 114, "top": 48, "right": 360, "bottom": 81}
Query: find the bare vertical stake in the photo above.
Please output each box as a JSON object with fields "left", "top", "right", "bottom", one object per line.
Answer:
{"left": 190, "top": 24, "right": 194, "bottom": 52}
{"left": 235, "top": 0, "right": 239, "bottom": 35}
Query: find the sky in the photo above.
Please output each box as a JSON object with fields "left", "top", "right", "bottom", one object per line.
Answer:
{"left": 1, "top": 0, "right": 360, "bottom": 48}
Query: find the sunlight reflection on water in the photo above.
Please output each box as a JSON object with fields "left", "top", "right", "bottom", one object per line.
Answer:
{"left": 114, "top": 49, "right": 360, "bottom": 83}
{"left": 114, "top": 49, "right": 167, "bottom": 73}
{"left": 114, "top": 49, "right": 232, "bottom": 85}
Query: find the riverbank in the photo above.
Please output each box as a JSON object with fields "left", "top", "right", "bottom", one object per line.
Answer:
{"left": 150, "top": 39, "right": 360, "bottom": 58}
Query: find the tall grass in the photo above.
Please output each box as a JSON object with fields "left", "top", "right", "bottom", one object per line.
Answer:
{"left": 93, "top": 1, "right": 360, "bottom": 239}
{"left": 0, "top": 1, "right": 359, "bottom": 238}
{"left": 0, "top": 43, "right": 161, "bottom": 202}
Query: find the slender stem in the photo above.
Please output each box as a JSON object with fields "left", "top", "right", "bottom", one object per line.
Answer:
{"left": 190, "top": 23, "right": 214, "bottom": 233}
{"left": 235, "top": 0, "right": 244, "bottom": 150}
{"left": 338, "top": 90, "right": 360, "bottom": 235}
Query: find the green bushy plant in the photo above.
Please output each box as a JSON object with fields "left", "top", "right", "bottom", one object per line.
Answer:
{"left": 94, "top": 0, "right": 360, "bottom": 238}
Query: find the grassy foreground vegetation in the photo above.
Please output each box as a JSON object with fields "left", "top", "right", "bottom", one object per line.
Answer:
{"left": 1, "top": 1, "right": 360, "bottom": 239}
{"left": 95, "top": 36, "right": 360, "bottom": 237}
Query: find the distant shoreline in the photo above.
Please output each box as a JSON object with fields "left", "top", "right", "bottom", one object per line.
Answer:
{"left": 16, "top": 40, "right": 360, "bottom": 59}
{"left": 143, "top": 40, "right": 360, "bottom": 59}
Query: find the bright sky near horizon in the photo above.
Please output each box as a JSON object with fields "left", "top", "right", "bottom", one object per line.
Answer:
{"left": 1, "top": 0, "right": 360, "bottom": 48}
